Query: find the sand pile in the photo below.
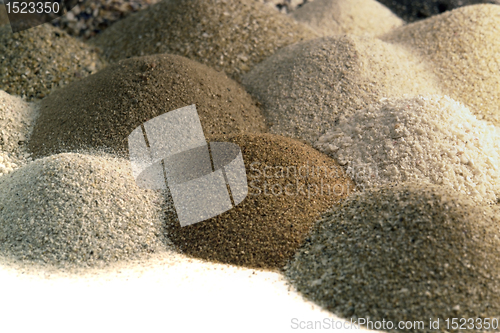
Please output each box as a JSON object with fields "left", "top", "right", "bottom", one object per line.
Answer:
{"left": 0, "top": 153, "right": 169, "bottom": 268}
{"left": 285, "top": 182, "right": 500, "bottom": 332}
{"left": 90, "top": 0, "right": 318, "bottom": 80}
{"left": 242, "top": 34, "right": 441, "bottom": 144}
{"left": 165, "top": 133, "right": 355, "bottom": 269}
{"left": 0, "top": 90, "right": 39, "bottom": 177}
{"left": 316, "top": 95, "right": 500, "bottom": 204}
{"left": 28, "top": 54, "right": 267, "bottom": 158}
{"left": 0, "top": 24, "right": 105, "bottom": 101}
{"left": 382, "top": 5, "right": 500, "bottom": 126}
{"left": 292, "top": 0, "right": 403, "bottom": 37}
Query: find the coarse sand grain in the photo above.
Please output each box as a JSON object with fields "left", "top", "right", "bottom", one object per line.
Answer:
{"left": 316, "top": 95, "right": 500, "bottom": 204}
{"left": 285, "top": 182, "right": 500, "bottom": 332}
{"left": 242, "top": 34, "right": 441, "bottom": 144}
{"left": 28, "top": 54, "right": 267, "bottom": 158}
{"left": 0, "top": 90, "right": 39, "bottom": 177}
{"left": 165, "top": 133, "right": 355, "bottom": 270}
{"left": 0, "top": 24, "right": 105, "bottom": 101}
{"left": 90, "top": 0, "right": 319, "bottom": 81}
{"left": 292, "top": 0, "right": 403, "bottom": 37}
{"left": 381, "top": 4, "right": 500, "bottom": 126}
{"left": 0, "top": 153, "right": 170, "bottom": 268}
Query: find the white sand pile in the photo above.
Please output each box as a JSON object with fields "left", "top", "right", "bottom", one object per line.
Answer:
{"left": 0, "top": 90, "right": 38, "bottom": 177}
{"left": 315, "top": 95, "right": 500, "bottom": 204}
{"left": 292, "top": 0, "right": 404, "bottom": 37}
{"left": 242, "top": 35, "right": 441, "bottom": 144}
{"left": 381, "top": 4, "right": 500, "bottom": 126}
{"left": 0, "top": 153, "right": 169, "bottom": 268}
{"left": 91, "top": 0, "right": 318, "bottom": 81}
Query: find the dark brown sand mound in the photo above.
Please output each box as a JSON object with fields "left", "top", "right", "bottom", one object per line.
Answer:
{"left": 28, "top": 54, "right": 267, "bottom": 158}
{"left": 165, "top": 133, "right": 355, "bottom": 270}
{"left": 285, "top": 182, "right": 500, "bottom": 332}
{"left": 0, "top": 24, "right": 105, "bottom": 101}
{"left": 90, "top": 0, "right": 318, "bottom": 81}
{"left": 381, "top": 4, "right": 500, "bottom": 126}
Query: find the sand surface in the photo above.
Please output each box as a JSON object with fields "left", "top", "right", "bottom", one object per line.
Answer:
{"left": 0, "top": 252, "right": 375, "bottom": 333}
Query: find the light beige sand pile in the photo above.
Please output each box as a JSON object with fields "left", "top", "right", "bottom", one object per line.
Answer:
{"left": 292, "top": 0, "right": 404, "bottom": 37}
{"left": 0, "top": 153, "right": 169, "bottom": 268}
{"left": 381, "top": 4, "right": 500, "bottom": 126}
{"left": 316, "top": 95, "right": 500, "bottom": 204}
{"left": 242, "top": 34, "right": 441, "bottom": 144}
{"left": 0, "top": 90, "right": 38, "bottom": 177}
{"left": 91, "top": 0, "right": 319, "bottom": 81}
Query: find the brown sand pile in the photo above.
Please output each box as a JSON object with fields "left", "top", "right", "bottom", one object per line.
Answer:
{"left": 292, "top": 0, "right": 404, "bottom": 37}
{"left": 381, "top": 4, "right": 500, "bottom": 126}
{"left": 90, "top": 0, "right": 318, "bottom": 81}
{"left": 0, "top": 24, "right": 105, "bottom": 101}
{"left": 242, "top": 35, "right": 441, "bottom": 144}
{"left": 0, "top": 153, "right": 169, "bottom": 268}
{"left": 285, "top": 183, "right": 500, "bottom": 332}
{"left": 28, "top": 54, "right": 267, "bottom": 158}
{"left": 165, "top": 133, "right": 355, "bottom": 270}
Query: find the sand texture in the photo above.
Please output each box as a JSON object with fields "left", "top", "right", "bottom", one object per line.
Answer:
{"left": 292, "top": 0, "right": 403, "bottom": 37}
{"left": 316, "top": 95, "right": 500, "bottom": 204}
{"left": 90, "top": 0, "right": 319, "bottom": 81}
{"left": 242, "top": 34, "right": 441, "bottom": 144}
{"left": 382, "top": 4, "right": 500, "bottom": 126}
{"left": 165, "top": 133, "right": 355, "bottom": 269}
{"left": 0, "top": 153, "right": 169, "bottom": 268}
{"left": 28, "top": 54, "right": 267, "bottom": 158}
{"left": 0, "top": 24, "right": 105, "bottom": 101}
{"left": 286, "top": 182, "right": 500, "bottom": 332}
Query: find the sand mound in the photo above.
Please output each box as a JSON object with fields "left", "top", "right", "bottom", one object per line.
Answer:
{"left": 285, "top": 183, "right": 500, "bottom": 331}
{"left": 316, "top": 95, "right": 500, "bottom": 204}
{"left": 292, "top": 0, "right": 403, "bottom": 37}
{"left": 0, "top": 24, "right": 105, "bottom": 101}
{"left": 0, "top": 90, "right": 38, "bottom": 177}
{"left": 90, "top": 0, "right": 318, "bottom": 80}
{"left": 0, "top": 153, "right": 168, "bottom": 268}
{"left": 28, "top": 54, "right": 267, "bottom": 158}
{"left": 242, "top": 35, "right": 441, "bottom": 144}
{"left": 382, "top": 4, "right": 500, "bottom": 126}
{"left": 165, "top": 133, "right": 355, "bottom": 270}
